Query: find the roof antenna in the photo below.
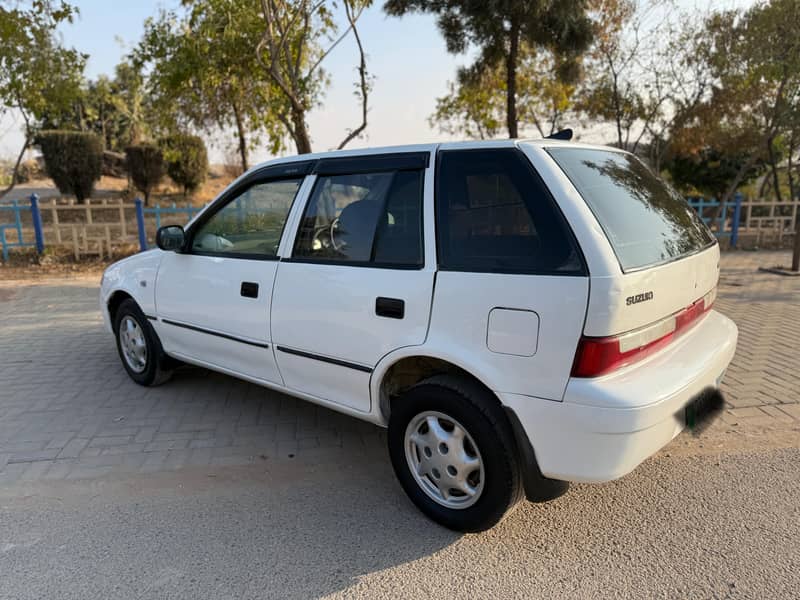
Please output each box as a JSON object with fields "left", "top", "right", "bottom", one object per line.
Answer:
{"left": 546, "top": 128, "right": 573, "bottom": 141}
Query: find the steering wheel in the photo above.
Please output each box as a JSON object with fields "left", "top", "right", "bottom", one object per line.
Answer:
{"left": 330, "top": 218, "right": 343, "bottom": 251}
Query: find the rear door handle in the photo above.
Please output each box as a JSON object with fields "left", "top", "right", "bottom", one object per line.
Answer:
{"left": 240, "top": 281, "right": 259, "bottom": 298}
{"left": 376, "top": 297, "right": 404, "bottom": 319}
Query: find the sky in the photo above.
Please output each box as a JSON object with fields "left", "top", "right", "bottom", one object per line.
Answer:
{"left": 0, "top": 0, "right": 757, "bottom": 164}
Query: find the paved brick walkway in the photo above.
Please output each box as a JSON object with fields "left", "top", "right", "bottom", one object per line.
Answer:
{"left": 0, "top": 250, "right": 798, "bottom": 484}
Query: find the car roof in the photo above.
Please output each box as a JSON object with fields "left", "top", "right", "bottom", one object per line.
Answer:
{"left": 245, "top": 138, "right": 623, "bottom": 174}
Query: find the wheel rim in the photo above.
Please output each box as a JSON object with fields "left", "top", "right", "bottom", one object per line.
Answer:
{"left": 404, "top": 411, "right": 485, "bottom": 510}
{"left": 119, "top": 316, "right": 148, "bottom": 374}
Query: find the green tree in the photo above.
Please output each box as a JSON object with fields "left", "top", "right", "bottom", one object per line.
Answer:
{"left": 430, "top": 44, "right": 578, "bottom": 139}
{"left": 37, "top": 130, "right": 103, "bottom": 203}
{"left": 160, "top": 134, "right": 208, "bottom": 197}
{"left": 0, "top": 0, "right": 85, "bottom": 195}
{"left": 671, "top": 1, "right": 800, "bottom": 269}
{"left": 34, "top": 59, "right": 148, "bottom": 157}
{"left": 126, "top": 144, "right": 165, "bottom": 205}
{"left": 137, "top": 1, "right": 283, "bottom": 171}
{"left": 385, "top": 0, "right": 593, "bottom": 138}
{"left": 664, "top": 146, "right": 764, "bottom": 202}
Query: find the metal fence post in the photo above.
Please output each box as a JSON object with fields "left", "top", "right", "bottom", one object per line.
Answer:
{"left": 730, "top": 192, "right": 743, "bottom": 249}
{"left": 29, "top": 194, "right": 44, "bottom": 254}
{"left": 135, "top": 198, "right": 147, "bottom": 252}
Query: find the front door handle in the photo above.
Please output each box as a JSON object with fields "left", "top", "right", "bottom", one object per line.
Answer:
{"left": 376, "top": 297, "right": 404, "bottom": 319}
{"left": 241, "top": 281, "right": 259, "bottom": 298}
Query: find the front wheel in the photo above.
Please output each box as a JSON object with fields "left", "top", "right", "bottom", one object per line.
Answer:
{"left": 388, "top": 375, "right": 522, "bottom": 532}
{"left": 114, "top": 299, "right": 172, "bottom": 387}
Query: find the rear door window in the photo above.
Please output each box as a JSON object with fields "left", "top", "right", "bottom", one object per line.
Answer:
{"left": 435, "top": 148, "right": 584, "bottom": 274}
{"left": 548, "top": 148, "right": 715, "bottom": 271}
{"left": 293, "top": 169, "right": 424, "bottom": 266}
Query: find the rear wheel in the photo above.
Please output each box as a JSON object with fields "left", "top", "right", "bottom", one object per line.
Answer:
{"left": 114, "top": 299, "right": 172, "bottom": 387}
{"left": 388, "top": 374, "right": 522, "bottom": 532}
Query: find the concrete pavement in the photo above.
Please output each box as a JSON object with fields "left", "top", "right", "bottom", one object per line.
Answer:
{"left": 1, "top": 249, "right": 799, "bottom": 598}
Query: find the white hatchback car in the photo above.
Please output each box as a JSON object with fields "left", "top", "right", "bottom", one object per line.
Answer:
{"left": 101, "top": 140, "right": 738, "bottom": 531}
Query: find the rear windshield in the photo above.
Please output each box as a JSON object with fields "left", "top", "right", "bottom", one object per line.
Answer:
{"left": 548, "top": 148, "right": 715, "bottom": 271}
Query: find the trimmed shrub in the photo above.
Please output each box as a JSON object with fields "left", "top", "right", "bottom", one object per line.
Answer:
{"left": 37, "top": 131, "right": 104, "bottom": 203}
{"left": 159, "top": 134, "right": 209, "bottom": 197}
{"left": 125, "top": 144, "right": 165, "bottom": 205}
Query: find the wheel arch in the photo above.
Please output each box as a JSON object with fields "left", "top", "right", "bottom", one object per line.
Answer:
{"left": 107, "top": 290, "right": 135, "bottom": 331}
{"left": 373, "top": 348, "right": 570, "bottom": 504}
{"left": 371, "top": 348, "right": 500, "bottom": 424}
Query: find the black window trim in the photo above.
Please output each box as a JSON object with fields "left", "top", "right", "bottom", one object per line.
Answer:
{"left": 289, "top": 156, "right": 427, "bottom": 270}
{"left": 313, "top": 152, "right": 429, "bottom": 176}
{"left": 544, "top": 147, "right": 717, "bottom": 274}
{"left": 182, "top": 160, "right": 316, "bottom": 261}
{"left": 433, "top": 147, "right": 588, "bottom": 277}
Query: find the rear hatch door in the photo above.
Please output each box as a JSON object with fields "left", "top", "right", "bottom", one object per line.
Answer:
{"left": 547, "top": 146, "right": 719, "bottom": 337}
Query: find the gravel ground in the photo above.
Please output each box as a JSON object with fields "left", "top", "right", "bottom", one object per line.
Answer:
{"left": 1, "top": 421, "right": 798, "bottom": 600}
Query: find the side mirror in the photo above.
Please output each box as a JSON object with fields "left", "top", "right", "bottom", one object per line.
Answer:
{"left": 156, "top": 225, "right": 186, "bottom": 252}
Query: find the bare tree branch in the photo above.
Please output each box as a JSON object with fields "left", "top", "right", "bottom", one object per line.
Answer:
{"left": 336, "top": 0, "right": 369, "bottom": 149}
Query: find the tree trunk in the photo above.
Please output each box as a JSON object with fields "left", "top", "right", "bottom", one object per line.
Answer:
{"left": 767, "top": 137, "right": 783, "bottom": 202}
{"left": 232, "top": 101, "right": 249, "bottom": 172}
{"left": 1, "top": 136, "right": 29, "bottom": 197}
{"left": 505, "top": 24, "right": 520, "bottom": 139}
{"left": 787, "top": 138, "right": 796, "bottom": 202}
{"left": 792, "top": 208, "right": 800, "bottom": 270}
{"left": 722, "top": 154, "right": 758, "bottom": 205}
{"left": 290, "top": 106, "right": 313, "bottom": 154}
{"left": 792, "top": 139, "right": 800, "bottom": 271}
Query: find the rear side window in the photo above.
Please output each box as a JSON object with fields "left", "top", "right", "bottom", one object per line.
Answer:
{"left": 548, "top": 148, "right": 715, "bottom": 271}
{"left": 293, "top": 170, "right": 423, "bottom": 266}
{"left": 435, "top": 148, "right": 584, "bottom": 274}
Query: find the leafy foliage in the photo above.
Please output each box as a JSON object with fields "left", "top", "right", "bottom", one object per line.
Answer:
{"left": 37, "top": 130, "right": 103, "bottom": 203}
{"left": 665, "top": 146, "right": 764, "bottom": 200}
{"left": 385, "top": 0, "right": 593, "bottom": 137}
{"left": 0, "top": 0, "right": 85, "bottom": 194}
{"left": 40, "top": 61, "right": 148, "bottom": 152}
{"left": 125, "top": 144, "right": 165, "bottom": 205}
{"left": 159, "top": 134, "right": 209, "bottom": 197}
{"left": 136, "top": 1, "right": 285, "bottom": 170}
{"left": 430, "top": 43, "right": 578, "bottom": 139}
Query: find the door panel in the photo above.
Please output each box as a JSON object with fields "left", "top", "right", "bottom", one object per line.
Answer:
{"left": 271, "top": 263, "right": 434, "bottom": 411}
{"left": 155, "top": 253, "right": 283, "bottom": 384}
{"left": 271, "top": 155, "right": 434, "bottom": 413}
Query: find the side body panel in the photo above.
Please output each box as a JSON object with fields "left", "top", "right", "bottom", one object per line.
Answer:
{"left": 427, "top": 272, "right": 588, "bottom": 400}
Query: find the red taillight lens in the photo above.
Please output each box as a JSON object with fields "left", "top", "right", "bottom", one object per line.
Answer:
{"left": 571, "top": 288, "right": 716, "bottom": 378}
{"left": 571, "top": 330, "right": 675, "bottom": 378}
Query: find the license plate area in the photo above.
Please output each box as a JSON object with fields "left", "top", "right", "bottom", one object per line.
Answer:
{"left": 685, "top": 387, "right": 724, "bottom": 434}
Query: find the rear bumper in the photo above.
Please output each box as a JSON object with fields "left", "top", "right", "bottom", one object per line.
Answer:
{"left": 501, "top": 310, "right": 738, "bottom": 483}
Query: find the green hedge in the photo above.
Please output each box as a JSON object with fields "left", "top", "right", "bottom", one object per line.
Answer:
{"left": 159, "top": 134, "right": 208, "bottom": 197}
{"left": 125, "top": 144, "right": 165, "bottom": 204}
{"left": 37, "top": 131, "right": 104, "bottom": 203}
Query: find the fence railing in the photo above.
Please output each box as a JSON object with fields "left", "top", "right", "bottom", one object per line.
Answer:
{"left": 687, "top": 194, "right": 744, "bottom": 248}
{"left": 0, "top": 195, "right": 203, "bottom": 261}
{"left": 134, "top": 198, "right": 204, "bottom": 252}
{"left": 2, "top": 192, "right": 798, "bottom": 262}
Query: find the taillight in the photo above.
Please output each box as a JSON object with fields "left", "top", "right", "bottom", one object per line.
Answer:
{"left": 571, "top": 288, "right": 716, "bottom": 378}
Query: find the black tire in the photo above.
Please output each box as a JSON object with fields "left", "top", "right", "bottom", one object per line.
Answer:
{"left": 388, "top": 374, "right": 522, "bottom": 532}
{"left": 113, "top": 299, "right": 172, "bottom": 387}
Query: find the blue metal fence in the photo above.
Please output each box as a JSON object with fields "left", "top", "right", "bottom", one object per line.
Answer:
{"left": 686, "top": 193, "right": 743, "bottom": 248}
{"left": 134, "top": 198, "right": 204, "bottom": 252}
{"left": 0, "top": 194, "right": 43, "bottom": 262}
{"left": 0, "top": 191, "right": 750, "bottom": 262}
